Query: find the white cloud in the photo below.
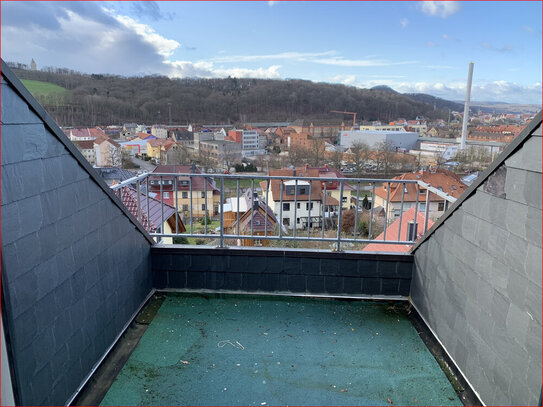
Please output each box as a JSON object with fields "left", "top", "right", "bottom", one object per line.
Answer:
{"left": 110, "top": 13, "right": 180, "bottom": 58}
{"left": 210, "top": 51, "right": 337, "bottom": 63}
{"left": 349, "top": 79, "right": 542, "bottom": 104}
{"left": 419, "top": 1, "right": 461, "bottom": 18}
{"left": 268, "top": 1, "right": 277, "bottom": 6}
{"left": 331, "top": 75, "right": 357, "bottom": 86}
{"left": 400, "top": 18, "right": 409, "bottom": 29}
{"left": 312, "top": 57, "right": 417, "bottom": 67}
{"left": 165, "top": 60, "right": 281, "bottom": 79}
{"left": 427, "top": 41, "right": 438, "bottom": 47}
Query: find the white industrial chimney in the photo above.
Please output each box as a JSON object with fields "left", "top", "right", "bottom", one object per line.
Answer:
{"left": 460, "top": 62, "right": 474, "bottom": 151}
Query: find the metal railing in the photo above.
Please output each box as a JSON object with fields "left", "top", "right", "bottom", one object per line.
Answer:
{"left": 111, "top": 172, "right": 456, "bottom": 251}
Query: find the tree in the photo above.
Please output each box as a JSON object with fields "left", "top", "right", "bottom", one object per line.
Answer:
{"left": 349, "top": 141, "right": 370, "bottom": 177}
{"left": 329, "top": 149, "right": 344, "bottom": 171}
{"left": 374, "top": 141, "right": 399, "bottom": 176}
{"left": 308, "top": 137, "right": 326, "bottom": 167}
{"left": 288, "top": 146, "right": 310, "bottom": 167}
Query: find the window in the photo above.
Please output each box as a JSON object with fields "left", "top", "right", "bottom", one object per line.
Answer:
{"left": 201, "top": 191, "right": 205, "bottom": 198}
{"left": 419, "top": 203, "right": 426, "bottom": 212}
{"left": 452, "top": 185, "right": 457, "bottom": 190}
{"left": 420, "top": 189, "right": 425, "bottom": 194}
{"left": 297, "top": 217, "right": 300, "bottom": 224}
{"left": 164, "top": 192, "right": 170, "bottom": 199}
{"left": 282, "top": 203, "right": 290, "bottom": 211}
{"left": 297, "top": 203, "right": 301, "bottom": 209}
{"left": 283, "top": 218, "right": 290, "bottom": 226}
{"left": 328, "top": 181, "right": 334, "bottom": 186}
{"left": 180, "top": 180, "right": 189, "bottom": 186}
{"left": 306, "top": 203, "right": 314, "bottom": 210}
{"left": 299, "top": 187, "right": 307, "bottom": 195}
{"left": 438, "top": 202, "right": 445, "bottom": 211}
{"left": 182, "top": 192, "right": 188, "bottom": 198}
{"left": 342, "top": 197, "right": 347, "bottom": 202}
{"left": 182, "top": 204, "right": 189, "bottom": 211}
{"left": 202, "top": 204, "right": 206, "bottom": 211}
{"left": 255, "top": 220, "right": 261, "bottom": 226}
{"left": 254, "top": 239, "right": 263, "bottom": 247}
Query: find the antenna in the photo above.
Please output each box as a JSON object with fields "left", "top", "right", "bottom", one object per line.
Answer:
{"left": 460, "top": 62, "right": 474, "bottom": 151}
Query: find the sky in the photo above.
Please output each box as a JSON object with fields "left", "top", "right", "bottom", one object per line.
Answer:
{"left": 1, "top": 1, "right": 541, "bottom": 104}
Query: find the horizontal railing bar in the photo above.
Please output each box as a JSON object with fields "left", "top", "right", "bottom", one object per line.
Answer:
{"left": 132, "top": 172, "right": 422, "bottom": 184}
{"left": 417, "top": 180, "right": 457, "bottom": 203}
{"left": 149, "top": 233, "right": 415, "bottom": 245}
{"left": 110, "top": 173, "right": 149, "bottom": 190}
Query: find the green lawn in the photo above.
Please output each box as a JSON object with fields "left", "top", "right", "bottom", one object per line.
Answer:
{"left": 222, "top": 178, "right": 264, "bottom": 189}
{"left": 21, "top": 79, "right": 67, "bottom": 96}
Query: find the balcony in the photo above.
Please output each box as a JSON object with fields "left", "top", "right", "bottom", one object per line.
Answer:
{"left": 1, "top": 60, "right": 541, "bottom": 407}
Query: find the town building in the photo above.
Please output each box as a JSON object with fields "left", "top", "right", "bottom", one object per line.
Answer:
{"left": 94, "top": 138, "right": 122, "bottom": 167}
{"left": 149, "top": 164, "right": 221, "bottom": 218}
{"left": 362, "top": 207, "right": 434, "bottom": 253}
{"left": 151, "top": 125, "right": 168, "bottom": 139}
{"left": 339, "top": 130, "right": 419, "bottom": 150}
{"left": 72, "top": 140, "right": 96, "bottom": 165}
{"left": 373, "top": 169, "right": 466, "bottom": 221}
{"left": 263, "top": 168, "right": 340, "bottom": 229}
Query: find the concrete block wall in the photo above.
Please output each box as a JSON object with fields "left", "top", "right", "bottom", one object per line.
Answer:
{"left": 1, "top": 70, "right": 153, "bottom": 405}
{"left": 152, "top": 246, "right": 413, "bottom": 297}
{"left": 411, "top": 121, "right": 542, "bottom": 405}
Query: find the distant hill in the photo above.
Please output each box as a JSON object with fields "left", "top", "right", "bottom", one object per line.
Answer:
{"left": 11, "top": 65, "right": 456, "bottom": 127}
{"left": 405, "top": 93, "right": 464, "bottom": 113}
{"left": 20, "top": 79, "right": 67, "bottom": 96}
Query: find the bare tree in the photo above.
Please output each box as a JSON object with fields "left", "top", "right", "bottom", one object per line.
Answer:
{"left": 374, "top": 141, "right": 399, "bottom": 176}
{"left": 288, "top": 146, "right": 310, "bottom": 167}
{"left": 349, "top": 141, "right": 370, "bottom": 177}
{"left": 308, "top": 138, "right": 326, "bottom": 167}
{"left": 329, "top": 149, "right": 344, "bottom": 171}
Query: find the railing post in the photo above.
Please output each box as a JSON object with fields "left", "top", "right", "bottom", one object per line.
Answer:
{"left": 424, "top": 188, "right": 430, "bottom": 234}
{"left": 368, "top": 182, "right": 375, "bottom": 240}
{"left": 383, "top": 182, "right": 390, "bottom": 241}
{"left": 220, "top": 177, "right": 225, "bottom": 247}
{"left": 336, "top": 180, "right": 344, "bottom": 251}
{"left": 136, "top": 179, "right": 141, "bottom": 223}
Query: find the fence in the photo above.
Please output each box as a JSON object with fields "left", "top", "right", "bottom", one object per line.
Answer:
{"left": 111, "top": 172, "right": 456, "bottom": 251}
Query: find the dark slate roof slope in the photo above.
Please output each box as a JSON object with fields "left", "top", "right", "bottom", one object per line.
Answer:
{"left": 411, "top": 110, "right": 542, "bottom": 252}
{"left": 0, "top": 59, "right": 154, "bottom": 244}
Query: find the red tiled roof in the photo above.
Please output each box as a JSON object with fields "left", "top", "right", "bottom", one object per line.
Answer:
{"left": 71, "top": 127, "right": 107, "bottom": 139}
{"left": 148, "top": 139, "right": 175, "bottom": 148}
{"left": 150, "top": 165, "right": 219, "bottom": 192}
{"left": 120, "top": 187, "right": 185, "bottom": 233}
{"left": 73, "top": 140, "right": 94, "bottom": 150}
{"left": 363, "top": 207, "right": 434, "bottom": 253}
{"left": 374, "top": 169, "right": 465, "bottom": 203}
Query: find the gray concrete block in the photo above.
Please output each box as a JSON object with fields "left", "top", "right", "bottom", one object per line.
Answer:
{"left": 42, "top": 157, "right": 65, "bottom": 191}
{"left": 505, "top": 303, "right": 530, "bottom": 346}
{"left": 523, "top": 170, "right": 542, "bottom": 210}
{"left": 502, "top": 232, "right": 528, "bottom": 275}
{"left": 56, "top": 215, "right": 76, "bottom": 252}
{"left": 490, "top": 290, "right": 510, "bottom": 328}
{"left": 1, "top": 201, "right": 21, "bottom": 245}
{"left": 505, "top": 136, "right": 542, "bottom": 173}
{"left": 59, "top": 154, "right": 82, "bottom": 185}
{"left": 357, "top": 259, "right": 378, "bottom": 277}
{"left": 321, "top": 258, "right": 340, "bottom": 276}
{"left": 460, "top": 211, "right": 478, "bottom": 242}
{"left": 44, "top": 128, "right": 67, "bottom": 158}
{"left": 525, "top": 206, "right": 542, "bottom": 247}
{"left": 525, "top": 243, "right": 542, "bottom": 287}
{"left": 40, "top": 188, "right": 62, "bottom": 226}
{"left": 487, "top": 225, "right": 510, "bottom": 261}
{"left": 283, "top": 257, "right": 301, "bottom": 274}
{"left": 505, "top": 199, "right": 528, "bottom": 240}
{"left": 15, "top": 232, "right": 42, "bottom": 274}
{"left": 17, "top": 195, "right": 44, "bottom": 236}
{"left": 22, "top": 124, "right": 48, "bottom": 161}
{"left": 1, "top": 124, "right": 25, "bottom": 164}
{"left": 246, "top": 256, "right": 267, "bottom": 274}
{"left": 0, "top": 83, "right": 42, "bottom": 124}
{"left": 300, "top": 257, "right": 320, "bottom": 275}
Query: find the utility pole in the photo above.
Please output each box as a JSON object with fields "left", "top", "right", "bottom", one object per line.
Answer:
{"left": 460, "top": 62, "right": 474, "bottom": 151}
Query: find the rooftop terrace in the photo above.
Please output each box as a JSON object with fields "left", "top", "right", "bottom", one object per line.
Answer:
{"left": 1, "top": 60, "right": 541, "bottom": 406}
{"left": 97, "top": 293, "right": 460, "bottom": 406}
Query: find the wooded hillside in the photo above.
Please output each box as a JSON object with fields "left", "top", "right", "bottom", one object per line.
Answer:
{"left": 10, "top": 64, "right": 459, "bottom": 127}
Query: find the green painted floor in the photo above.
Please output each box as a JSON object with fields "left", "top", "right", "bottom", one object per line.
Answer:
{"left": 101, "top": 293, "right": 461, "bottom": 406}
